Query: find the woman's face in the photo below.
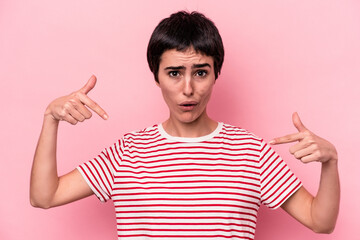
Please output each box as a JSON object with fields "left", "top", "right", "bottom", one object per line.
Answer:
{"left": 157, "top": 47, "right": 216, "bottom": 125}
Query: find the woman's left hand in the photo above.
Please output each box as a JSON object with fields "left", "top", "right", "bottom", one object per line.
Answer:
{"left": 270, "top": 112, "right": 338, "bottom": 164}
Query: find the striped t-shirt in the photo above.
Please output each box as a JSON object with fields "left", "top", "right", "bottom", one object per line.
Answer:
{"left": 77, "top": 122, "right": 301, "bottom": 240}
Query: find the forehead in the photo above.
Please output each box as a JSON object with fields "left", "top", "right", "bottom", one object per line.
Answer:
{"left": 159, "top": 48, "right": 213, "bottom": 67}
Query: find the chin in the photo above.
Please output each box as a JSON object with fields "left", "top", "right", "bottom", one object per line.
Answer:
{"left": 176, "top": 113, "right": 202, "bottom": 124}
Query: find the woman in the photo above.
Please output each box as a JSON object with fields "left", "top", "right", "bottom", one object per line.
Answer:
{"left": 30, "top": 11, "right": 339, "bottom": 239}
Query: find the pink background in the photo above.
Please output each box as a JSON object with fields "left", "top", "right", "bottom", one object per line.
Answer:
{"left": 1, "top": 0, "right": 359, "bottom": 239}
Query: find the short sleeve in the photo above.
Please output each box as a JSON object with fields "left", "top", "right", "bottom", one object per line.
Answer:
{"left": 77, "top": 138, "right": 125, "bottom": 202}
{"left": 259, "top": 140, "right": 302, "bottom": 209}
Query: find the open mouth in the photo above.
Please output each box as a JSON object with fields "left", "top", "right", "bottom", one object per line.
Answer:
{"left": 179, "top": 101, "right": 198, "bottom": 111}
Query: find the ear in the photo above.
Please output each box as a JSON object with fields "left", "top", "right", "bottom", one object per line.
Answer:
{"left": 155, "top": 80, "right": 160, "bottom": 87}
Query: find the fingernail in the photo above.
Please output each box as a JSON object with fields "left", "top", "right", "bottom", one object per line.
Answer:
{"left": 269, "top": 140, "right": 275, "bottom": 144}
{"left": 104, "top": 114, "right": 109, "bottom": 120}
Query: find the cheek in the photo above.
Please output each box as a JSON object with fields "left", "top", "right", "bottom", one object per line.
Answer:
{"left": 161, "top": 86, "right": 177, "bottom": 105}
{"left": 199, "top": 83, "right": 214, "bottom": 100}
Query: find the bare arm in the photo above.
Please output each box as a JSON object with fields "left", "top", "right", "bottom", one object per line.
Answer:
{"left": 30, "top": 75, "right": 108, "bottom": 209}
{"left": 271, "top": 112, "right": 340, "bottom": 233}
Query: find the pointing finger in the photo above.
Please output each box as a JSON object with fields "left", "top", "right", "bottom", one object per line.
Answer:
{"left": 78, "top": 93, "right": 108, "bottom": 120}
{"left": 270, "top": 132, "right": 305, "bottom": 145}
{"left": 292, "top": 112, "right": 307, "bottom": 132}
{"left": 80, "top": 75, "right": 97, "bottom": 94}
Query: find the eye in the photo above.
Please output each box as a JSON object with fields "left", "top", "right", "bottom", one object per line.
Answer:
{"left": 168, "top": 71, "right": 180, "bottom": 77}
{"left": 195, "top": 70, "right": 208, "bottom": 77}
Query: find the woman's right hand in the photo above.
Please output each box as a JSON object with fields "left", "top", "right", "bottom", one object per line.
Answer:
{"left": 44, "top": 75, "right": 108, "bottom": 125}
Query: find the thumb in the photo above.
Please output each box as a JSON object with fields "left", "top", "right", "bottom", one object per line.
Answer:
{"left": 80, "top": 75, "right": 97, "bottom": 94}
{"left": 292, "top": 112, "right": 307, "bottom": 132}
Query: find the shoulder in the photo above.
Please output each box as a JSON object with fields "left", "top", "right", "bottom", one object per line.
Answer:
{"left": 121, "top": 124, "right": 162, "bottom": 142}
{"left": 221, "top": 122, "right": 263, "bottom": 143}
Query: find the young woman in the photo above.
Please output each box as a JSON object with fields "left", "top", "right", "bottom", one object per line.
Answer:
{"left": 30, "top": 11, "right": 339, "bottom": 239}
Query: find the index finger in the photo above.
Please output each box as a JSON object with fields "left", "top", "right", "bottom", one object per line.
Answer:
{"left": 270, "top": 132, "right": 305, "bottom": 145}
{"left": 78, "top": 93, "right": 108, "bottom": 120}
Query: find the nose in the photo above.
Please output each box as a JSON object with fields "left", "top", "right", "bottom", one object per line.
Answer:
{"left": 183, "top": 77, "right": 194, "bottom": 97}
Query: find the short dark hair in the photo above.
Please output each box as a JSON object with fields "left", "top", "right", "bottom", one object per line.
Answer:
{"left": 147, "top": 11, "right": 224, "bottom": 82}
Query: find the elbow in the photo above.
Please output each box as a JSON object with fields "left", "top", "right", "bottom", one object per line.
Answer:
{"left": 30, "top": 196, "right": 52, "bottom": 209}
{"left": 312, "top": 223, "right": 336, "bottom": 234}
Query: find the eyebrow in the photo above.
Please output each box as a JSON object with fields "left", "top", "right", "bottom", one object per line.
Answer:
{"left": 164, "top": 63, "right": 211, "bottom": 70}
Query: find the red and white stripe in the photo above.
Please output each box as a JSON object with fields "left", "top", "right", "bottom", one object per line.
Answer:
{"left": 77, "top": 123, "right": 301, "bottom": 240}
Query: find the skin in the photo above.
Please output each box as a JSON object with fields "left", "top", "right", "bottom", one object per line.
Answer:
{"left": 156, "top": 48, "right": 218, "bottom": 137}
{"left": 273, "top": 112, "right": 340, "bottom": 233}
{"left": 30, "top": 48, "right": 339, "bottom": 234}
{"left": 30, "top": 76, "right": 105, "bottom": 208}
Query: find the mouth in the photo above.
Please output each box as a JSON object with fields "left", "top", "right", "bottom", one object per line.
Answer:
{"left": 179, "top": 101, "right": 198, "bottom": 111}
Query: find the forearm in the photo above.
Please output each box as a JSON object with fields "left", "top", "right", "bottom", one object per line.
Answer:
{"left": 30, "top": 115, "right": 60, "bottom": 208}
{"left": 274, "top": 113, "right": 340, "bottom": 233}
{"left": 311, "top": 158, "right": 340, "bottom": 233}
{"left": 30, "top": 76, "right": 107, "bottom": 208}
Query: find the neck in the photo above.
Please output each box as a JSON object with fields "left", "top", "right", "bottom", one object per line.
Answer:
{"left": 162, "top": 112, "right": 218, "bottom": 138}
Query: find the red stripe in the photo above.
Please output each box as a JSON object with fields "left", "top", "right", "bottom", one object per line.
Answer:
{"left": 103, "top": 148, "right": 119, "bottom": 169}
{"left": 125, "top": 133, "right": 160, "bottom": 140}
{"left": 115, "top": 209, "right": 258, "bottom": 218}
{"left": 267, "top": 175, "right": 300, "bottom": 208}
{"left": 117, "top": 139, "right": 124, "bottom": 155}
{"left": 262, "top": 168, "right": 289, "bottom": 198}
{"left": 219, "top": 132, "right": 255, "bottom": 138}
{"left": 119, "top": 161, "right": 260, "bottom": 170}
{"left": 94, "top": 158, "right": 114, "bottom": 193}
{"left": 272, "top": 181, "right": 302, "bottom": 209}
{"left": 117, "top": 234, "right": 254, "bottom": 239}
{"left": 126, "top": 135, "right": 162, "bottom": 143}
{"left": 105, "top": 147, "right": 121, "bottom": 168}
{"left": 109, "top": 146, "right": 120, "bottom": 164}
{"left": 133, "top": 140, "right": 260, "bottom": 149}
{"left": 126, "top": 130, "right": 160, "bottom": 137}
{"left": 113, "top": 193, "right": 259, "bottom": 203}
{"left": 259, "top": 140, "right": 266, "bottom": 151}
{"left": 214, "top": 136, "right": 261, "bottom": 143}
{"left": 116, "top": 228, "right": 254, "bottom": 235}
{"left": 116, "top": 215, "right": 257, "bottom": 225}
{"left": 116, "top": 221, "right": 256, "bottom": 230}
{"left": 113, "top": 203, "right": 259, "bottom": 212}
{"left": 115, "top": 167, "right": 259, "bottom": 176}
{"left": 127, "top": 145, "right": 259, "bottom": 154}
{"left": 261, "top": 157, "right": 282, "bottom": 189}
{"left": 126, "top": 135, "right": 261, "bottom": 145}
{"left": 100, "top": 155, "right": 114, "bottom": 189}
{"left": 262, "top": 172, "right": 294, "bottom": 204}
{"left": 259, "top": 147, "right": 273, "bottom": 166}
{"left": 78, "top": 165, "right": 106, "bottom": 201}
{"left": 113, "top": 194, "right": 259, "bottom": 203}
{"left": 127, "top": 137, "right": 167, "bottom": 146}
{"left": 203, "top": 140, "right": 260, "bottom": 147}
{"left": 120, "top": 157, "right": 259, "bottom": 165}
{"left": 122, "top": 151, "right": 260, "bottom": 160}
{"left": 113, "top": 179, "right": 260, "bottom": 192}
{"left": 261, "top": 153, "right": 279, "bottom": 181}
{"left": 124, "top": 138, "right": 261, "bottom": 149}
{"left": 125, "top": 130, "right": 159, "bottom": 138}
{"left": 261, "top": 163, "right": 286, "bottom": 191}
{"left": 113, "top": 141, "right": 123, "bottom": 162}
{"left": 93, "top": 157, "right": 113, "bottom": 193}
{"left": 89, "top": 161, "right": 111, "bottom": 198}
{"left": 113, "top": 198, "right": 260, "bottom": 209}
{"left": 113, "top": 185, "right": 261, "bottom": 195}
{"left": 112, "top": 173, "right": 260, "bottom": 181}
{"left": 99, "top": 154, "right": 117, "bottom": 177}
